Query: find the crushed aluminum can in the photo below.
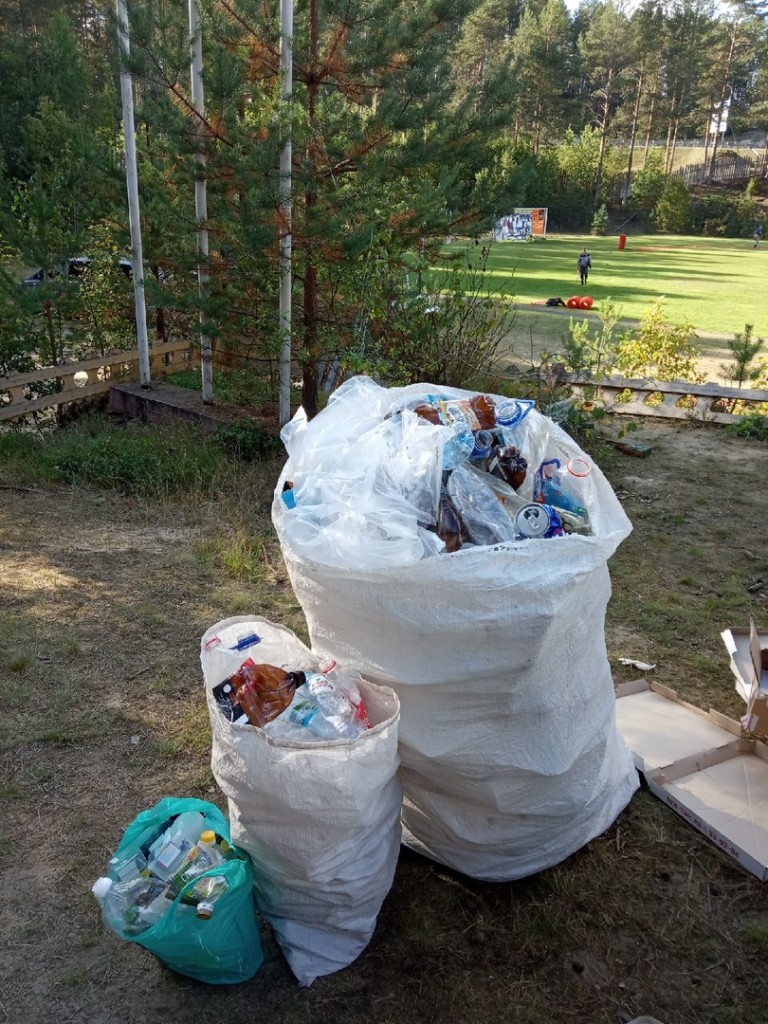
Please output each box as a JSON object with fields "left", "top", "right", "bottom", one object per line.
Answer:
{"left": 514, "top": 502, "right": 565, "bottom": 539}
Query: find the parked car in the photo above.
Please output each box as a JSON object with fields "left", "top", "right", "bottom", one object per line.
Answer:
{"left": 22, "top": 256, "right": 133, "bottom": 288}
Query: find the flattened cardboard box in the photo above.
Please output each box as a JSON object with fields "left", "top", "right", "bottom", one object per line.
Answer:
{"left": 720, "top": 618, "right": 768, "bottom": 735}
{"left": 615, "top": 679, "right": 768, "bottom": 883}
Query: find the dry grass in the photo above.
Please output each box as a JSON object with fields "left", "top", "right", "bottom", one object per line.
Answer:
{"left": 1, "top": 417, "right": 768, "bottom": 1024}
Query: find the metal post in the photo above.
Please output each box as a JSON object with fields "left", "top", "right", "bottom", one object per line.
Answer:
{"left": 278, "top": 0, "right": 293, "bottom": 427}
{"left": 116, "top": 0, "right": 151, "bottom": 387}
{"left": 189, "top": 0, "right": 213, "bottom": 404}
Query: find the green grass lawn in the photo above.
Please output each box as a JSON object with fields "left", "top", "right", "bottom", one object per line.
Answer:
{"left": 446, "top": 233, "right": 768, "bottom": 338}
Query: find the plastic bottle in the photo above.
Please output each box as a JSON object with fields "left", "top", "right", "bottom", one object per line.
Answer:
{"left": 281, "top": 694, "right": 361, "bottom": 739}
{"left": 437, "top": 394, "right": 496, "bottom": 431}
{"left": 303, "top": 672, "right": 367, "bottom": 738}
{"left": 447, "top": 466, "right": 518, "bottom": 546}
{"left": 437, "top": 486, "right": 471, "bottom": 552}
{"left": 442, "top": 419, "right": 476, "bottom": 469}
{"left": 146, "top": 810, "right": 207, "bottom": 881}
{"left": 317, "top": 660, "right": 371, "bottom": 730}
{"left": 486, "top": 445, "right": 528, "bottom": 491}
{"left": 534, "top": 457, "right": 590, "bottom": 517}
{"left": 495, "top": 398, "right": 535, "bottom": 431}
{"left": 469, "top": 429, "right": 494, "bottom": 463}
{"left": 192, "top": 875, "right": 230, "bottom": 919}
{"left": 168, "top": 831, "right": 228, "bottom": 895}
{"left": 92, "top": 874, "right": 171, "bottom": 935}
{"left": 227, "top": 659, "right": 306, "bottom": 728}
{"left": 199, "top": 830, "right": 226, "bottom": 865}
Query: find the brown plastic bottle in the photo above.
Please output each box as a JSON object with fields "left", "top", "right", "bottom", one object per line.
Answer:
{"left": 410, "top": 402, "right": 442, "bottom": 425}
{"left": 437, "top": 482, "right": 472, "bottom": 553}
{"left": 228, "top": 660, "right": 306, "bottom": 727}
{"left": 486, "top": 446, "right": 527, "bottom": 491}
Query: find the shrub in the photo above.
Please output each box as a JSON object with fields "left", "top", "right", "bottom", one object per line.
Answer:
{"left": 655, "top": 179, "right": 691, "bottom": 233}
{"left": 616, "top": 301, "right": 698, "bottom": 382}
{"left": 358, "top": 245, "right": 514, "bottom": 388}
{"left": 725, "top": 413, "right": 768, "bottom": 441}
{"left": 591, "top": 204, "right": 609, "bottom": 236}
{"left": 212, "top": 421, "right": 284, "bottom": 462}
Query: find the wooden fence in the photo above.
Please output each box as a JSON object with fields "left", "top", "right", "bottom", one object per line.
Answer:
{"left": 0, "top": 339, "right": 198, "bottom": 423}
{"left": 565, "top": 374, "right": 768, "bottom": 425}
{"left": 671, "top": 153, "right": 767, "bottom": 185}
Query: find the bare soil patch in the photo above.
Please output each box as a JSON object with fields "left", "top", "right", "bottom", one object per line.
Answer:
{"left": 2, "top": 420, "right": 768, "bottom": 1024}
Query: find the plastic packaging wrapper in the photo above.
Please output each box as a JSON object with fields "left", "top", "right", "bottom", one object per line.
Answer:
{"left": 272, "top": 376, "right": 639, "bottom": 881}
{"left": 201, "top": 616, "right": 402, "bottom": 986}
{"left": 95, "top": 797, "right": 263, "bottom": 984}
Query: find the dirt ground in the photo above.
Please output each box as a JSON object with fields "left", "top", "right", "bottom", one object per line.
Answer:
{"left": 2, "top": 417, "right": 768, "bottom": 1024}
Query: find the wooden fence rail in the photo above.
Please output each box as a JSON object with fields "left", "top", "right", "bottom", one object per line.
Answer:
{"left": 0, "top": 339, "right": 198, "bottom": 423}
{"left": 565, "top": 374, "right": 768, "bottom": 424}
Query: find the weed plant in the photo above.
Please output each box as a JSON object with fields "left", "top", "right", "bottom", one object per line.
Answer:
{"left": 725, "top": 412, "right": 768, "bottom": 441}
{"left": 0, "top": 416, "right": 283, "bottom": 497}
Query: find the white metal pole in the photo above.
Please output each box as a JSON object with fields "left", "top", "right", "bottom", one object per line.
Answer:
{"left": 278, "top": 0, "right": 293, "bottom": 427}
{"left": 116, "top": 0, "right": 151, "bottom": 388}
{"left": 189, "top": 0, "right": 213, "bottom": 404}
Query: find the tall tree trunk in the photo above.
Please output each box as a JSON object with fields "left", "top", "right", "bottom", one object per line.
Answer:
{"left": 643, "top": 87, "right": 657, "bottom": 161}
{"left": 625, "top": 64, "right": 644, "bottom": 202}
{"left": 708, "top": 25, "right": 738, "bottom": 183}
{"left": 302, "top": 0, "right": 320, "bottom": 418}
{"left": 703, "top": 91, "right": 715, "bottom": 167}
{"left": 593, "top": 68, "right": 613, "bottom": 205}
{"left": 668, "top": 116, "right": 680, "bottom": 175}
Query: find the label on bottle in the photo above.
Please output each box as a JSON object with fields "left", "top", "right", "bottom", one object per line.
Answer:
{"left": 212, "top": 679, "right": 248, "bottom": 724}
{"left": 437, "top": 399, "right": 482, "bottom": 432}
{"left": 288, "top": 700, "right": 321, "bottom": 728}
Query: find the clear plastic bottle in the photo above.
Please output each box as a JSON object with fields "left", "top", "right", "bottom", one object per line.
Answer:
{"left": 469, "top": 429, "right": 494, "bottom": 463}
{"left": 303, "top": 672, "right": 367, "bottom": 738}
{"left": 495, "top": 398, "right": 535, "bottom": 431}
{"left": 192, "top": 875, "right": 230, "bottom": 919}
{"left": 534, "top": 457, "right": 590, "bottom": 517}
{"left": 442, "top": 419, "right": 475, "bottom": 469}
{"left": 317, "top": 660, "right": 371, "bottom": 730}
{"left": 198, "top": 830, "right": 226, "bottom": 865}
{"left": 146, "top": 810, "right": 207, "bottom": 881}
{"left": 281, "top": 694, "right": 361, "bottom": 739}
{"left": 92, "top": 874, "right": 171, "bottom": 935}
{"left": 447, "top": 466, "right": 517, "bottom": 546}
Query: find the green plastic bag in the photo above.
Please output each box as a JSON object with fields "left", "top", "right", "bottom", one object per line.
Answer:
{"left": 105, "top": 797, "right": 263, "bottom": 984}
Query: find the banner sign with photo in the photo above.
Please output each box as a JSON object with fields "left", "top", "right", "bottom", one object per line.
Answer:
{"left": 493, "top": 208, "right": 548, "bottom": 241}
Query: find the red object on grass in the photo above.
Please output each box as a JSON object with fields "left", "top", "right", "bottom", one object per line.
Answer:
{"left": 618, "top": 234, "right": 627, "bottom": 250}
{"left": 580, "top": 296, "right": 594, "bottom": 309}
{"left": 566, "top": 296, "right": 581, "bottom": 309}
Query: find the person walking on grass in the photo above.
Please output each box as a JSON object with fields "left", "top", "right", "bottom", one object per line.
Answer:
{"left": 754, "top": 225, "right": 764, "bottom": 248}
{"left": 577, "top": 248, "right": 592, "bottom": 286}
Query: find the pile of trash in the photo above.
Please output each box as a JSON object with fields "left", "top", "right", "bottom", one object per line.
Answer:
{"left": 277, "top": 377, "right": 603, "bottom": 569}
{"left": 206, "top": 628, "right": 370, "bottom": 741}
{"left": 201, "top": 616, "right": 403, "bottom": 986}
{"left": 92, "top": 797, "right": 263, "bottom": 985}
{"left": 273, "top": 377, "right": 637, "bottom": 882}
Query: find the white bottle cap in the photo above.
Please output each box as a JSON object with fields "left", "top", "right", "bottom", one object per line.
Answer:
{"left": 92, "top": 876, "right": 113, "bottom": 900}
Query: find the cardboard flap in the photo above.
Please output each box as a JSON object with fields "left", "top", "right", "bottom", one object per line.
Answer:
{"left": 618, "top": 679, "right": 768, "bottom": 882}
{"left": 615, "top": 682, "right": 739, "bottom": 773}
